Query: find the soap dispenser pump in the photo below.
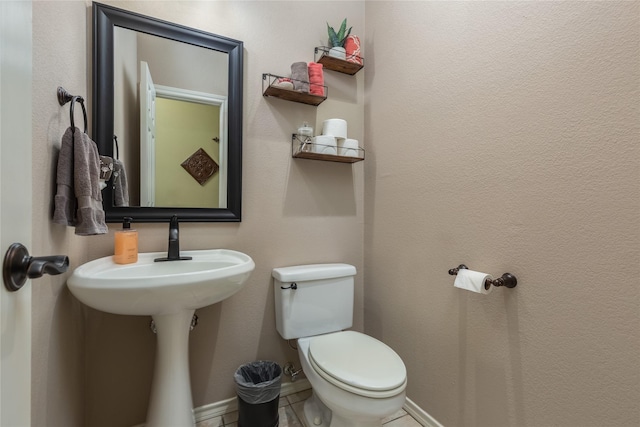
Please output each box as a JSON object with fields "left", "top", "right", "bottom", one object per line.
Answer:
{"left": 114, "top": 217, "right": 138, "bottom": 264}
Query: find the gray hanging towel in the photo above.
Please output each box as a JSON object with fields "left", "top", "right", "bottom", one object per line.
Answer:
{"left": 53, "top": 127, "right": 108, "bottom": 235}
{"left": 113, "top": 158, "right": 129, "bottom": 207}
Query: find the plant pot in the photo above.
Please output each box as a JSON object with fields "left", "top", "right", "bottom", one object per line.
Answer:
{"left": 328, "top": 47, "right": 346, "bottom": 60}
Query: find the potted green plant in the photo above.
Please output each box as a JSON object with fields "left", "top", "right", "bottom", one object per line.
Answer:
{"left": 327, "top": 18, "right": 352, "bottom": 59}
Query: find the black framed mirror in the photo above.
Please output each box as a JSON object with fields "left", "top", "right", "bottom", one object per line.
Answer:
{"left": 93, "top": 2, "right": 243, "bottom": 222}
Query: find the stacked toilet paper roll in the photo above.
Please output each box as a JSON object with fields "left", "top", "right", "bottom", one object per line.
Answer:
{"left": 314, "top": 118, "right": 362, "bottom": 158}
{"left": 338, "top": 138, "right": 359, "bottom": 157}
{"left": 322, "top": 119, "right": 347, "bottom": 139}
{"left": 453, "top": 269, "right": 493, "bottom": 294}
{"left": 312, "top": 135, "right": 337, "bottom": 155}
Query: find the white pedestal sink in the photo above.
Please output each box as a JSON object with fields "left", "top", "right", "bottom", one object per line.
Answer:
{"left": 67, "top": 249, "right": 255, "bottom": 427}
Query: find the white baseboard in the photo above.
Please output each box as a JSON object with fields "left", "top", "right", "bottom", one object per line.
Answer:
{"left": 135, "top": 382, "right": 445, "bottom": 427}
{"left": 403, "top": 397, "right": 444, "bottom": 427}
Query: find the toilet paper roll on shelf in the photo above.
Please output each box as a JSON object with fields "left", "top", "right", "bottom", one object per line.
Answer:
{"left": 322, "top": 119, "right": 347, "bottom": 139}
{"left": 311, "top": 135, "right": 337, "bottom": 155}
{"left": 338, "top": 138, "right": 360, "bottom": 157}
{"left": 448, "top": 264, "right": 517, "bottom": 293}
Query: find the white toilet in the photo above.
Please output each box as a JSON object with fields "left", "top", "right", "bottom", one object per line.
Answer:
{"left": 272, "top": 264, "right": 407, "bottom": 427}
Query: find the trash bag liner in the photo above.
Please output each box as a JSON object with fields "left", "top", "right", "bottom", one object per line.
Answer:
{"left": 234, "top": 361, "right": 282, "bottom": 404}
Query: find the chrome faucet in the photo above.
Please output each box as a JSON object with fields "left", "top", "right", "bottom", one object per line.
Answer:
{"left": 154, "top": 215, "right": 192, "bottom": 262}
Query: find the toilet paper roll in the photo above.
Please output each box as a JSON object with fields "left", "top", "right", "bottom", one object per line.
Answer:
{"left": 453, "top": 269, "right": 493, "bottom": 294}
{"left": 312, "top": 135, "right": 337, "bottom": 155}
{"left": 322, "top": 119, "right": 348, "bottom": 139}
{"left": 338, "top": 138, "right": 360, "bottom": 157}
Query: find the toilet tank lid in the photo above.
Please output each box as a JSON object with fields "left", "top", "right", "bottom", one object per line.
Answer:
{"left": 272, "top": 263, "right": 356, "bottom": 282}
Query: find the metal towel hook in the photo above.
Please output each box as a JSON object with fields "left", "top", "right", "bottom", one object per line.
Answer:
{"left": 448, "top": 264, "right": 517, "bottom": 290}
{"left": 57, "top": 86, "right": 88, "bottom": 134}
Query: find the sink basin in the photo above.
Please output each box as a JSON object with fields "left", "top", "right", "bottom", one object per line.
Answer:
{"left": 67, "top": 249, "right": 254, "bottom": 316}
{"left": 67, "top": 249, "right": 255, "bottom": 427}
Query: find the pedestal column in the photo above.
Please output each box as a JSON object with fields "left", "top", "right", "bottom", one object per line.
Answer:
{"left": 146, "top": 309, "right": 196, "bottom": 427}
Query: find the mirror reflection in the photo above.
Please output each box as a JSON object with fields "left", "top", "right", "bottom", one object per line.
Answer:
{"left": 114, "top": 27, "right": 229, "bottom": 209}
{"left": 93, "top": 2, "right": 243, "bottom": 222}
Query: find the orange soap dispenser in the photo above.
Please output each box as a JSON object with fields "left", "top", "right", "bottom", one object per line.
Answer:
{"left": 114, "top": 217, "right": 138, "bottom": 264}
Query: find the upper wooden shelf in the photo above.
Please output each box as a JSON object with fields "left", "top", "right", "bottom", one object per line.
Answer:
{"left": 262, "top": 73, "right": 327, "bottom": 106}
{"left": 314, "top": 46, "right": 364, "bottom": 75}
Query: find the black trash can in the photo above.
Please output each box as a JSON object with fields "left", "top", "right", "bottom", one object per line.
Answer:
{"left": 234, "top": 361, "right": 282, "bottom": 427}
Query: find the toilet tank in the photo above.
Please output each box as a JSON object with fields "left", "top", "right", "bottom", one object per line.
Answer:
{"left": 272, "top": 264, "right": 356, "bottom": 340}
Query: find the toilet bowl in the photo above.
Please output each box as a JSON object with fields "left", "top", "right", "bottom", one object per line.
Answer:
{"left": 272, "top": 264, "right": 408, "bottom": 427}
{"left": 297, "top": 332, "right": 406, "bottom": 427}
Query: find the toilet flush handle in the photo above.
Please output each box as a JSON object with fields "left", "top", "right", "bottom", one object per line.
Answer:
{"left": 280, "top": 282, "right": 297, "bottom": 290}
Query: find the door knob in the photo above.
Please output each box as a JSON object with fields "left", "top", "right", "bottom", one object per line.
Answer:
{"left": 2, "top": 243, "right": 69, "bottom": 292}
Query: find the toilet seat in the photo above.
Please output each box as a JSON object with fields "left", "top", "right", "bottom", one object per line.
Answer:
{"left": 308, "top": 331, "right": 407, "bottom": 399}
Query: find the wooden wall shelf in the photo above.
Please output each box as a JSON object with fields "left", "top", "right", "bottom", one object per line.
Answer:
{"left": 314, "top": 47, "right": 364, "bottom": 75}
{"left": 292, "top": 134, "right": 364, "bottom": 163}
{"left": 262, "top": 73, "right": 327, "bottom": 106}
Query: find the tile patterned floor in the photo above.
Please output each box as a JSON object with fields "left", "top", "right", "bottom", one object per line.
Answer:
{"left": 196, "top": 388, "right": 422, "bottom": 427}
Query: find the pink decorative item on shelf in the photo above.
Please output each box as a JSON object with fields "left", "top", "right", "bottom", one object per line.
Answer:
{"left": 308, "top": 62, "right": 325, "bottom": 96}
{"left": 344, "top": 35, "right": 362, "bottom": 64}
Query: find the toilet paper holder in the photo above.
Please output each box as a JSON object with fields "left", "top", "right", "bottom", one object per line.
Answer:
{"left": 448, "top": 264, "right": 517, "bottom": 290}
